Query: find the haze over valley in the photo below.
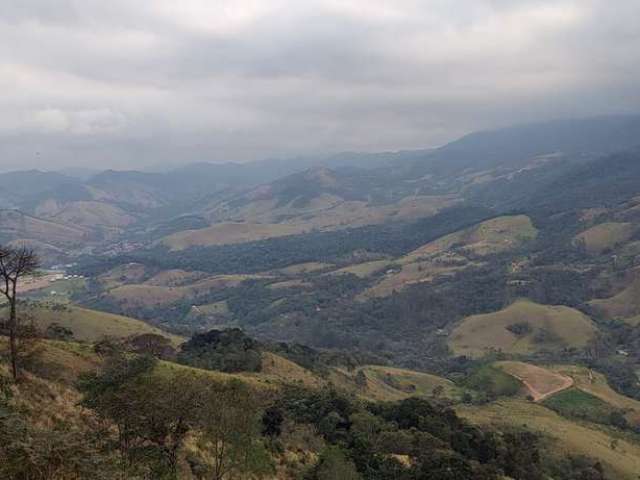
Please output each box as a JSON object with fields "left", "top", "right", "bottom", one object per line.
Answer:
{"left": 2, "top": 1, "right": 640, "bottom": 479}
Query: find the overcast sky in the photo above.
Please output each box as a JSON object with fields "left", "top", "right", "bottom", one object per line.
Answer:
{"left": 1, "top": 0, "right": 639, "bottom": 170}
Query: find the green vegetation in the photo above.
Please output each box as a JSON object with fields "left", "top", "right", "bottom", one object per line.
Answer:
{"left": 543, "top": 388, "right": 627, "bottom": 428}
{"left": 177, "top": 328, "right": 263, "bottom": 373}
{"left": 463, "top": 365, "right": 522, "bottom": 400}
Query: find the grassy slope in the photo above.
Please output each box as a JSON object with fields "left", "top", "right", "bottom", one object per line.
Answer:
{"left": 458, "top": 399, "right": 640, "bottom": 480}
{"left": 589, "top": 278, "right": 640, "bottom": 320}
{"left": 6, "top": 337, "right": 640, "bottom": 479}
{"left": 574, "top": 222, "right": 635, "bottom": 254}
{"left": 329, "top": 259, "right": 392, "bottom": 278}
{"left": 361, "top": 215, "right": 536, "bottom": 298}
{"left": 551, "top": 365, "right": 640, "bottom": 424}
{"left": 4, "top": 303, "right": 184, "bottom": 346}
{"left": 163, "top": 222, "right": 306, "bottom": 250}
{"left": 405, "top": 214, "right": 537, "bottom": 260}
{"left": 330, "top": 365, "right": 461, "bottom": 402}
{"left": 107, "top": 274, "right": 270, "bottom": 308}
{"left": 448, "top": 299, "right": 598, "bottom": 358}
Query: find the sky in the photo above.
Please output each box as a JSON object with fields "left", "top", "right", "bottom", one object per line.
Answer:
{"left": 1, "top": 0, "right": 639, "bottom": 170}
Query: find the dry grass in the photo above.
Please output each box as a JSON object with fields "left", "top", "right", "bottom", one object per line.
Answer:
{"left": 360, "top": 215, "right": 536, "bottom": 299}
{"left": 360, "top": 258, "right": 472, "bottom": 299}
{"left": 267, "top": 279, "right": 312, "bottom": 290}
{"left": 574, "top": 222, "right": 635, "bottom": 254}
{"left": 108, "top": 284, "right": 186, "bottom": 307}
{"left": 144, "top": 269, "right": 208, "bottom": 286}
{"left": 448, "top": 299, "right": 598, "bottom": 358}
{"left": 163, "top": 222, "right": 306, "bottom": 250}
{"left": 589, "top": 278, "right": 640, "bottom": 320}
{"left": 192, "top": 301, "right": 229, "bottom": 316}
{"left": 0, "top": 209, "right": 89, "bottom": 247}
{"left": 108, "top": 274, "right": 269, "bottom": 308}
{"left": 457, "top": 399, "right": 640, "bottom": 480}
{"left": 260, "top": 352, "right": 325, "bottom": 388}
{"left": 6, "top": 303, "right": 185, "bottom": 346}
{"left": 207, "top": 191, "right": 459, "bottom": 234}
{"left": 329, "top": 365, "right": 459, "bottom": 402}
{"left": 278, "top": 262, "right": 333, "bottom": 275}
{"left": 329, "top": 259, "right": 393, "bottom": 278}
{"left": 406, "top": 215, "right": 538, "bottom": 259}
{"left": 37, "top": 200, "right": 136, "bottom": 229}
{"left": 98, "top": 262, "right": 147, "bottom": 289}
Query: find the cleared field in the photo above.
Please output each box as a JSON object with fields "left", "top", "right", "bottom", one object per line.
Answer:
{"left": 360, "top": 215, "right": 536, "bottom": 299}
{"left": 495, "top": 361, "right": 573, "bottom": 401}
{"left": 449, "top": 299, "right": 598, "bottom": 358}
{"left": 360, "top": 258, "right": 472, "bottom": 299}
{"left": 163, "top": 222, "right": 306, "bottom": 250}
{"left": 108, "top": 274, "right": 269, "bottom": 308}
{"left": 458, "top": 399, "right": 640, "bottom": 480}
{"left": 98, "top": 263, "right": 147, "bottom": 288}
{"left": 330, "top": 365, "right": 460, "bottom": 402}
{"left": 5, "top": 303, "right": 184, "bottom": 346}
{"left": 278, "top": 262, "right": 333, "bottom": 275}
{"left": 329, "top": 259, "right": 392, "bottom": 278}
{"left": 24, "top": 277, "right": 86, "bottom": 302}
{"left": 589, "top": 278, "right": 640, "bottom": 320}
{"left": 406, "top": 215, "right": 537, "bottom": 260}
{"left": 267, "top": 279, "right": 311, "bottom": 290}
{"left": 574, "top": 222, "right": 635, "bottom": 254}
{"left": 144, "top": 269, "right": 208, "bottom": 286}
{"left": 17, "top": 273, "right": 64, "bottom": 294}
{"left": 192, "top": 301, "right": 229, "bottom": 316}
{"left": 108, "top": 284, "right": 186, "bottom": 307}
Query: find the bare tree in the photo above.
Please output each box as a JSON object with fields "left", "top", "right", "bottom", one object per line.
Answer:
{"left": 0, "top": 245, "right": 40, "bottom": 380}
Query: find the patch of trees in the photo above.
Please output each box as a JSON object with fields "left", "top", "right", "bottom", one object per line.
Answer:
{"left": 77, "top": 353, "right": 273, "bottom": 479}
{"left": 270, "top": 386, "right": 607, "bottom": 480}
{"left": 177, "top": 328, "right": 263, "bottom": 373}
{"left": 509, "top": 267, "right": 594, "bottom": 307}
{"left": 506, "top": 321, "right": 532, "bottom": 336}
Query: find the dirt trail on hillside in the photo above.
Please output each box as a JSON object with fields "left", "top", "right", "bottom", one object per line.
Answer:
{"left": 496, "top": 361, "right": 575, "bottom": 402}
{"left": 516, "top": 374, "right": 574, "bottom": 402}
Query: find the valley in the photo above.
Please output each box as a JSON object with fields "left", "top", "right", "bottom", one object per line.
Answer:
{"left": 3, "top": 115, "right": 640, "bottom": 479}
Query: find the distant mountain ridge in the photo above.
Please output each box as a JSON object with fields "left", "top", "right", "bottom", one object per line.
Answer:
{"left": 2, "top": 113, "right": 640, "bottom": 261}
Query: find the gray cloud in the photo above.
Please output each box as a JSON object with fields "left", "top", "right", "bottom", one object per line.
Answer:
{"left": 1, "top": 0, "right": 639, "bottom": 170}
